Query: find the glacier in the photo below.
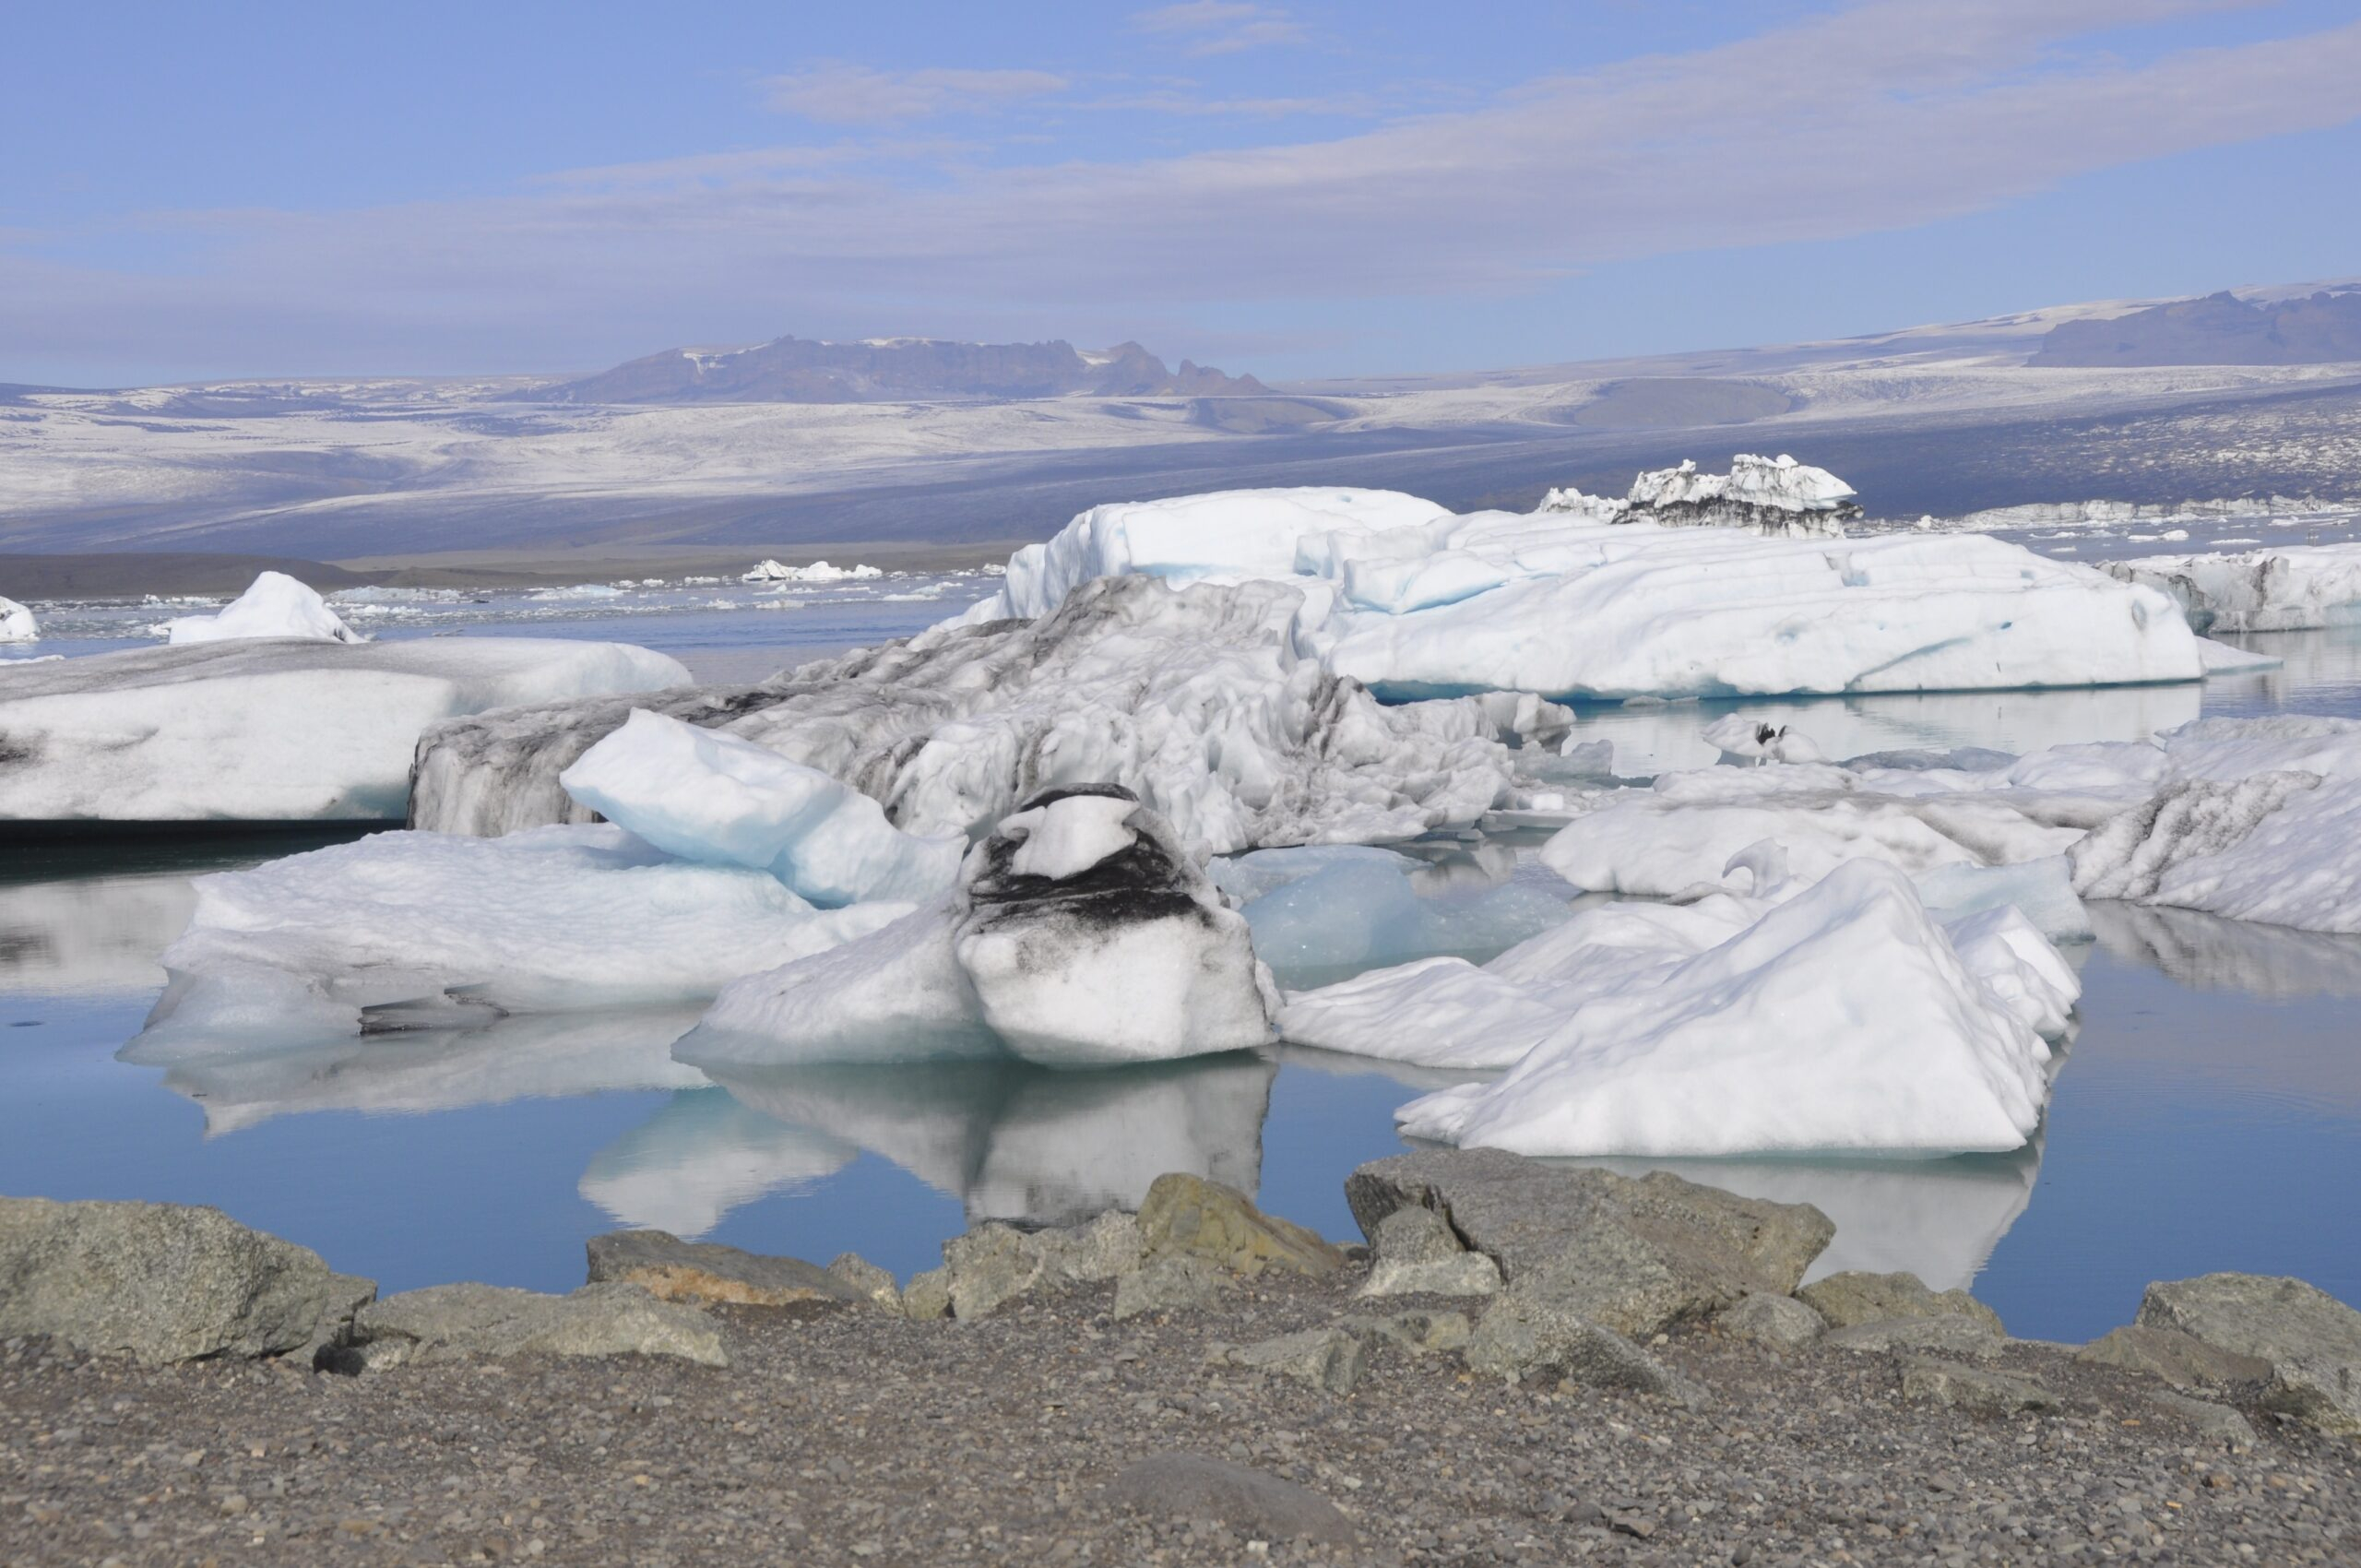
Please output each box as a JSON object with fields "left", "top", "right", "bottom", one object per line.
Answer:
{"left": 558, "top": 708, "right": 965, "bottom": 907}
{"left": 0, "top": 636, "right": 692, "bottom": 821}
{"left": 679, "top": 787, "right": 1278, "bottom": 1070}
{"left": 1390, "top": 861, "right": 2060, "bottom": 1158}
{"left": 957, "top": 478, "right": 2202, "bottom": 701}
{"left": 159, "top": 571, "right": 365, "bottom": 645}
{"left": 2106, "top": 543, "right": 2361, "bottom": 632}
{"left": 411, "top": 575, "right": 1553, "bottom": 854}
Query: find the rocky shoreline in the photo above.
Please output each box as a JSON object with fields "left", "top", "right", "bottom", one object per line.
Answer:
{"left": 5, "top": 1152, "right": 2357, "bottom": 1566}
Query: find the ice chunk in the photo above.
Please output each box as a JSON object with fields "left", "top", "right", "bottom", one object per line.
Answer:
{"left": 130, "top": 825, "right": 909, "bottom": 1057}
{"left": 1914, "top": 856, "right": 2092, "bottom": 944}
{"left": 411, "top": 576, "right": 1528, "bottom": 854}
{"left": 955, "top": 483, "right": 2202, "bottom": 700}
{"left": 0, "top": 637, "right": 690, "bottom": 822}
{"left": 681, "top": 786, "right": 1278, "bottom": 1070}
{"left": 1702, "top": 715, "right": 1826, "bottom": 765}
{"left": 1003, "top": 792, "right": 1139, "bottom": 880}
{"left": 2072, "top": 771, "right": 2361, "bottom": 933}
{"left": 1943, "top": 903, "right": 2082, "bottom": 1040}
{"left": 741, "top": 558, "right": 883, "bottom": 583}
{"left": 160, "top": 571, "right": 364, "bottom": 645}
{"left": 2106, "top": 544, "right": 2361, "bottom": 633}
{"left": 1393, "top": 861, "right": 2056, "bottom": 1157}
{"left": 0, "top": 596, "right": 35, "bottom": 643}
{"left": 1236, "top": 854, "right": 1573, "bottom": 988}
{"left": 2070, "top": 771, "right": 2323, "bottom": 901}
{"left": 558, "top": 708, "right": 963, "bottom": 906}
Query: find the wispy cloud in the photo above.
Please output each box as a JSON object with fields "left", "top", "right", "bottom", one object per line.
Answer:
{"left": 1132, "top": 2, "right": 1307, "bottom": 56}
{"left": 763, "top": 63, "right": 1069, "bottom": 125}
{"left": 7, "top": 0, "right": 2358, "bottom": 378}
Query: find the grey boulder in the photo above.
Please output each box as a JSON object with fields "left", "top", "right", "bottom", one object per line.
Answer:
{"left": 2077, "top": 1324, "right": 2273, "bottom": 1389}
{"left": 1112, "top": 1254, "right": 1227, "bottom": 1322}
{"left": 1799, "top": 1270, "right": 2003, "bottom": 1335}
{"left": 0, "top": 1197, "right": 374, "bottom": 1365}
{"left": 1103, "top": 1453, "right": 1358, "bottom": 1545}
{"left": 1900, "top": 1359, "right": 2061, "bottom": 1417}
{"left": 1345, "top": 1148, "right": 1833, "bottom": 1337}
{"left": 1715, "top": 1291, "right": 1827, "bottom": 1349}
{"left": 2137, "top": 1273, "right": 2361, "bottom": 1436}
{"left": 352, "top": 1282, "right": 727, "bottom": 1369}
{"left": 585, "top": 1229, "right": 864, "bottom": 1309}
{"left": 1822, "top": 1316, "right": 2005, "bottom": 1360}
{"left": 1356, "top": 1205, "right": 1500, "bottom": 1299}
{"left": 1216, "top": 1327, "right": 1366, "bottom": 1395}
{"left": 1464, "top": 1284, "right": 1706, "bottom": 1403}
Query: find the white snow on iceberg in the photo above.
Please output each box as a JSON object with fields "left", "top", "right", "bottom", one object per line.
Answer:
{"left": 0, "top": 596, "right": 35, "bottom": 644}
{"left": 742, "top": 558, "right": 884, "bottom": 584}
{"left": 1543, "top": 454, "right": 1861, "bottom": 537}
{"left": 1392, "top": 861, "right": 2058, "bottom": 1158}
{"left": 159, "top": 571, "right": 365, "bottom": 645}
{"left": 0, "top": 636, "right": 691, "bottom": 821}
{"left": 957, "top": 481, "right": 2202, "bottom": 701}
{"left": 559, "top": 708, "right": 964, "bottom": 906}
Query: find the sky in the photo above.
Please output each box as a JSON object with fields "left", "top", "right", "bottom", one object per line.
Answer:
{"left": 3, "top": 0, "right": 2358, "bottom": 386}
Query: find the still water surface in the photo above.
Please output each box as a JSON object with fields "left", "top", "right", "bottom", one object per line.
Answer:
{"left": 3, "top": 613, "right": 2358, "bottom": 1344}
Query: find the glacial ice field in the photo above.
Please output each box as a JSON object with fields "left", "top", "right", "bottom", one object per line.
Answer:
{"left": 1, "top": 613, "right": 2358, "bottom": 1342}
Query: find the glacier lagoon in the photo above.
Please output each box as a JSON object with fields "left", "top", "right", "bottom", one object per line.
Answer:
{"left": 2, "top": 609, "right": 2358, "bottom": 1344}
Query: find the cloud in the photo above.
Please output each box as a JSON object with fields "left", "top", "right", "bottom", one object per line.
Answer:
{"left": 1132, "top": 2, "right": 1307, "bottom": 56}
{"left": 763, "top": 63, "right": 1068, "bottom": 125}
{"left": 8, "top": 0, "right": 2360, "bottom": 378}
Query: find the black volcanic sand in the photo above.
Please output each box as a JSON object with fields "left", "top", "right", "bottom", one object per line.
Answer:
{"left": 4, "top": 1267, "right": 2354, "bottom": 1567}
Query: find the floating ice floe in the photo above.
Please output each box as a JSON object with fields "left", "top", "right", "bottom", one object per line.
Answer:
{"left": 679, "top": 787, "right": 1279, "bottom": 1070}
{"left": 0, "top": 596, "right": 35, "bottom": 643}
{"left": 1542, "top": 454, "right": 1861, "bottom": 537}
{"left": 1388, "top": 861, "right": 2061, "bottom": 1158}
{"left": 742, "top": 559, "right": 884, "bottom": 584}
{"left": 158, "top": 571, "right": 365, "bottom": 645}
{"left": 957, "top": 476, "right": 2202, "bottom": 700}
{"left": 1217, "top": 844, "right": 1574, "bottom": 988}
{"left": 558, "top": 709, "right": 965, "bottom": 907}
{"left": 412, "top": 575, "right": 1560, "bottom": 853}
{"left": 0, "top": 637, "right": 692, "bottom": 821}
{"left": 128, "top": 826, "right": 909, "bottom": 1057}
{"left": 2106, "top": 543, "right": 2361, "bottom": 632}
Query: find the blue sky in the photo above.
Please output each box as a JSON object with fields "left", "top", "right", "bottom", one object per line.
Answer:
{"left": 3, "top": 0, "right": 2358, "bottom": 385}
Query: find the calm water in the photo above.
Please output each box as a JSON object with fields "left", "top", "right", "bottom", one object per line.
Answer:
{"left": 3, "top": 615, "right": 2358, "bottom": 1344}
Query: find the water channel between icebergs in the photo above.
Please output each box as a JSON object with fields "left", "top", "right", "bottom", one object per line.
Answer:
{"left": 2, "top": 606, "right": 2358, "bottom": 1346}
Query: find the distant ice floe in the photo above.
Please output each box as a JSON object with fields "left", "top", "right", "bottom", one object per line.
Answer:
{"left": 1542, "top": 453, "right": 1861, "bottom": 537}
{"left": 679, "top": 787, "right": 1278, "bottom": 1071}
{"left": 956, "top": 475, "right": 2201, "bottom": 700}
{"left": 0, "top": 596, "right": 36, "bottom": 643}
{"left": 159, "top": 571, "right": 364, "bottom": 645}
{"left": 2106, "top": 543, "right": 2361, "bottom": 632}
{"left": 0, "top": 635, "right": 691, "bottom": 821}
{"left": 742, "top": 558, "right": 884, "bottom": 584}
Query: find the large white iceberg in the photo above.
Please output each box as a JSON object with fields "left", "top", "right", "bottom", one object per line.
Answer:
{"left": 2106, "top": 544, "right": 2361, "bottom": 633}
{"left": 959, "top": 481, "right": 2202, "bottom": 700}
{"left": 0, "top": 596, "right": 35, "bottom": 643}
{"left": 558, "top": 708, "right": 964, "bottom": 906}
{"left": 0, "top": 637, "right": 691, "bottom": 821}
{"left": 680, "top": 787, "right": 1278, "bottom": 1070}
{"left": 159, "top": 571, "right": 365, "bottom": 645}
{"left": 412, "top": 575, "right": 1552, "bottom": 853}
{"left": 1391, "top": 861, "right": 2059, "bottom": 1158}
{"left": 131, "top": 825, "right": 908, "bottom": 1057}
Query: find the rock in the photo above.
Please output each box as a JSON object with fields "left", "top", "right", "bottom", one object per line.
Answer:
{"left": 1798, "top": 1270, "right": 2003, "bottom": 1335}
{"left": 1028, "top": 1209, "right": 1145, "bottom": 1283}
{"left": 1112, "top": 1254, "right": 1228, "bottom": 1321}
{"left": 585, "top": 1229, "right": 863, "bottom": 1309}
{"left": 902, "top": 1267, "right": 953, "bottom": 1322}
{"left": 1103, "top": 1453, "right": 1358, "bottom": 1545}
{"left": 2144, "top": 1391, "right": 2258, "bottom": 1450}
{"left": 1336, "top": 1310, "right": 1473, "bottom": 1356}
{"left": 2137, "top": 1273, "right": 2361, "bottom": 1436}
{"left": 1138, "top": 1173, "right": 1344, "bottom": 1278}
{"left": 942, "top": 1225, "right": 1047, "bottom": 1321}
{"left": 1900, "top": 1359, "right": 2061, "bottom": 1417}
{"left": 1822, "top": 1316, "right": 2004, "bottom": 1360}
{"left": 1715, "top": 1292, "right": 1826, "bottom": 1349}
{"left": 0, "top": 1198, "right": 375, "bottom": 1365}
{"left": 2077, "top": 1324, "right": 2273, "bottom": 1389}
{"left": 1370, "top": 1204, "right": 1465, "bottom": 1264}
{"left": 1463, "top": 1285, "right": 1706, "bottom": 1403}
{"left": 826, "top": 1253, "right": 902, "bottom": 1312}
{"left": 1358, "top": 1253, "right": 1502, "bottom": 1299}
{"left": 1218, "top": 1327, "right": 1366, "bottom": 1394}
{"left": 1345, "top": 1149, "right": 1833, "bottom": 1338}
{"left": 353, "top": 1282, "right": 726, "bottom": 1369}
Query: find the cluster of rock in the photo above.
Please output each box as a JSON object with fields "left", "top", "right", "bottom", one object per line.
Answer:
{"left": 7, "top": 1153, "right": 2361, "bottom": 1447}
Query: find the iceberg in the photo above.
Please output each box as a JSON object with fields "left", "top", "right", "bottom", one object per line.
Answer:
{"left": 159, "top": 571, "right": 365, "bottom": 645}
{"left": 1388, "top": 861, "right": 2059, "bottom": 1158}
{"left": 0, "top": 637, "right": 690, "bottom": 822}
{"left": 741, "top": 559, "right": 884, "bottom": 584}
{"left": 412, "top": 575, "right": 1551, "bottom": 854}
{"left": 1540, "top": 454, "right": 1861, "bottom": 537}
{"left": 1225, "top": 847, "right": 1574, "bottom": 988}
{"left": 130, "top": 825, "right": 910, "bottom": 1057}
{"left": 680, "top": 786, "right": 1278, "bottom": 1070}
{"left": 2106, "top": 543, "right": 2361, "bottom": 632}
{"left": 2072, "top": 771, "right": 2361, "bottom": 933}
{"left": 558, "top": 708, "right": 964, "bottom": 907}
{"left": 0, "top": 596, "right": 35, "bottom": 643}
{"left": 958, "top": 480, "right": 2202, "bottom": 701}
